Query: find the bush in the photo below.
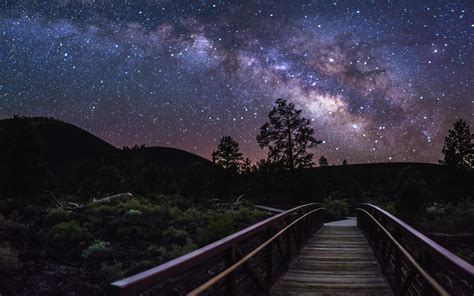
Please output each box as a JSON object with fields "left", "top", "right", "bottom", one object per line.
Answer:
{"left": 125, "top": 209, "right": 142, "bottom": 216}
{"left": 126, "top": 260, "right": 155, "bottom": 275}
{"left": 47, "top": 220, "right": 91, "bottom": 253}
{"left": 198, "top": 213, "right": 235, "bottom": 244}
{"left": 98, "top": 260, "right": 125, "bottom": 282}
{"left": 164, "top": 239, "right": 198, "bottom": 260}
{"left": 82, "top": 240, "right": 114, "bottom": 259}
{"left": 163, "top": 227, "right": 188, "bottom": 244}
{"left": 147, "top": 244, "right": 161, "bottom": 257}
{"left": 422, "top": 199, "right": 474, "bottom": 233}
{"left": 324, "top": 198, "right": 349, "bottom": 220}
{"left": 0, "top": 242, "right": 20, "bottom": 272}
{"left": 232, "top": 207, "right": 267, "bottom": 228}
{"left": 44, "top": 208, "right": 71, "bottom": 226}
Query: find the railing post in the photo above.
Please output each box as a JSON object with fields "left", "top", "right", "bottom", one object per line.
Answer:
{"left": 266, "top": 226, "right": 273, "bottom": 290}
{"left": 394, "top": 229, "right": 402, "bottom": 295}
{"left": 421, "top": 248, "right": 433, "bottom": 295}
{"left": 226, "top": 245, "right": 236, "bottom": 296}
{"left": 286, "top": 217, "right": 291, "bottom": 261}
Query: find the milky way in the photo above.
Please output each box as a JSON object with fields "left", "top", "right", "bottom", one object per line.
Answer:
{"left": 1, "top": 1, "right": 473, "bottom": 164}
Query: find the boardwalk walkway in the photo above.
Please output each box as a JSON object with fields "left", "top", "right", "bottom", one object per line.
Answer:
{"left": 271, "top": 220, "right": 391, "bottom": 295}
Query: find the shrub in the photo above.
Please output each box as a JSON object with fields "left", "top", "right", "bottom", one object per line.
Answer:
{"left": 44, "top": 208, "right": 71, "bottom": 226}
{"left": 163, "top": 227, "right": 188, "bottom": 244}
{"left": 232, "top": 207, "right": 267, "bottom": 228}
{"left": 0, "top": 242, "right": 20, "bottom": 272}
{"left": 165, "top": 239, "right": 198, "bottom": 260}
{"left": 425, "top": 202, "right": 446, "bottom": 221}
{"left": 98, "top": 260, "right": 125, "bottom": 282}
{"left": 198, "top": 213, "right": 235, "bottom": 244}
{"left": 324, "top": 198, "right": 349, "bottom": 220}
{"left": 126, "top": 260, "right": 156, "bottom": 275}
{"left": 146, "top": 244, "right": 162, "bottom": 257}
{"left": 125, "top": 209, "right": 142, "bottom": 216}
{"left": 82, "top": 240, "right": 114, "bottom": 259}
{"left": 422, "top": 199, "right": 474, "bottom": 233}
{"left": 47, "top": 220, "right": 91, "bottom": 253}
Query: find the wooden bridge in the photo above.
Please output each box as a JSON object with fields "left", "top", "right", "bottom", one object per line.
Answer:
{"left": 109, "top": 203, "right": 474, "bottom": 295}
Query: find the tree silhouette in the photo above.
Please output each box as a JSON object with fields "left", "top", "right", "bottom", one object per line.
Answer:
{"left": 395, "top": 168, "right": 430, "bottom": 223}
{"left": 212, "top": 136, "right": 243, "bottom": 171}
{"left": 342, "top": 159, "right": 348, "bottom": 165}
{"left": 257, "top": 99, "right": 321, "bottom": 171}
{"left": 241, "top": 158, "right": 252, "bottom": 174}
{"left": 319, "top": 156, "right": 328, "bottom": 167}
{"left": 439, "top": 119, "right": 473, "bottom": 170}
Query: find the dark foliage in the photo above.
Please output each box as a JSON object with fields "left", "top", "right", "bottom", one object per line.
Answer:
{"left": 0, "top": 194, "right": 266, "bottom": 295}
{"left": 319, "top": 156, "right": 329, "bottom": 167}
{"left": 439, "top": 119, "right": 473, "bottom": 170}
{"left": 257, "top": 99, "right": 321, "bottom": 171}
{"left": 212, "top": 135, "right": 243, "bottom": 172}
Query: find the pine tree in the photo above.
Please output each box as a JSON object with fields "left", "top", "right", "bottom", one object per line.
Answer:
{"left": 439, "top": 119, "right": 473, "bottom": 170}
{"left": 212, "top": 136, "right": 243, "bottom": 171}
{"left": 319, "top": 156, "right": 328, "bottom": 167}
{"left": 342, "top": 159, "right": 348, "bottom": 165}
{"left": 257, "top": 99, "right": 321, "bottom": 171}
{"left": 240, "top": 158, "right": 252, "bottom": 174}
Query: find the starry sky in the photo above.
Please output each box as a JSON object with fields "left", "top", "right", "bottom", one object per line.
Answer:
{"left": 1, "top": 1, "right": 473, "bottom": 164}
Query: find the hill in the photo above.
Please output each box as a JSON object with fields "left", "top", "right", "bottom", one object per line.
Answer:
{"left": 124, "top": 146, "right": 212, "bottom": 170}
{"left": 0, "top": 116, "right": 119, "bottom": 168}
{"left": 0, "top": 116, "right": 212, "bottom": 200}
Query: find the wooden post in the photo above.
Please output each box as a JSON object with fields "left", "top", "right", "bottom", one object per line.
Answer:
{"left": 394, "top": 229, "right": 401, "bottom": 295}
{"left": 421, "top": 248, "right": 433, "bottom": 294}
{"left": 226, "top": 245, "right": 236, "bottom": 296}
{"left": 266, "top": 226, "right": 273, "bottom": 289}
{"left": 286, "top": 217, "right": 292, "bottom": 262}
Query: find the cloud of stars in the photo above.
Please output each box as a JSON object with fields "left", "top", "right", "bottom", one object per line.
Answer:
{"left": 1, "top": 1, "right": 473, "bottom": 163}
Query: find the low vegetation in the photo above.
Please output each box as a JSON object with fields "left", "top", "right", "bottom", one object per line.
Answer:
{"left": 0, "top": 195, "right": 266, "bottom": 294}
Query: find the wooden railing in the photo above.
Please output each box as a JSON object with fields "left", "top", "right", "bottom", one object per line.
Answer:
{"left": 357, "top": 203, "right": 474, "bottom": 296}
{"left": 109, "top": 203, "right": 325, "bottom": 295}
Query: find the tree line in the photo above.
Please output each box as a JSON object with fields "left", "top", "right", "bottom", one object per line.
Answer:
{"left": 212, "top": 98, "right": 473, "bottom": 172}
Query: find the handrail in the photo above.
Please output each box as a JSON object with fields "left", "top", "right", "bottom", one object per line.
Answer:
{"left": 109, "top": 203, "right": 322, "bottom": 295}
{"left": 358, "top": 203, "right": 474, "bottom": 295}
{"left": 188, "top": 208, "right": 325, "bottom": 295}
{"left": 357, "top": 208, "right": 448, "bottom": 295}
{"left": 360, "top": 203, "right": 474, "bottom": 279}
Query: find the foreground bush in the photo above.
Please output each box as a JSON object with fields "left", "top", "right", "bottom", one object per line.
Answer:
{"left": 47, "top": 220, "right": 91, "bottom": 255}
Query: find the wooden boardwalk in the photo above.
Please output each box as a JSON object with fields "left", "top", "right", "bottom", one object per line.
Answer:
{"left": 271, "top": 224, "right": 391, "bottom": 295}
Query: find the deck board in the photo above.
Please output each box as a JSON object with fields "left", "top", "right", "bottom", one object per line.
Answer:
{"left": 271, "top": 225, "right": 391, "bottom": 295}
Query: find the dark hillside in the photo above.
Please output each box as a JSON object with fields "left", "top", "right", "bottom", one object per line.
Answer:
{"left": 124, "top": 146, "right": 212, "bottom": 170}
{"left": 0, "top": 116, "right": 212, "bottom": 201}
{"left": 0, "top": 117, "right": 118, "bottom": 164}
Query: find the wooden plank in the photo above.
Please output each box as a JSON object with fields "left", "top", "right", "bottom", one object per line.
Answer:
{"left": 271, "top": 225, "right": 391, "bottom": 295}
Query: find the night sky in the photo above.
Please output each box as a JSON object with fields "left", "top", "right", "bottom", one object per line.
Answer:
{"left": 1, "top": 1, "right": 473, "bottom": 164}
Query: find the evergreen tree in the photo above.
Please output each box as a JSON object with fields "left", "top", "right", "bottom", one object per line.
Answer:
{"left": 319, "top": 156, "right": 328, "bottom": 167}
{"left": 439, "top": 119, "right": 473, "bottom": 170}
{"left": 241, "top": 158, "right": 252, "bottom": 174}
{"left": 257, "top": 99, "right": 321, "bottom": 171}
{"left": 342, "top": 159, "right": 348, "bottom": 165}
{"left": 395, "top": 168, "right": 430, "bottom": 223}
{"left": 212, "top": 136, "right": 243, "bottom": 171}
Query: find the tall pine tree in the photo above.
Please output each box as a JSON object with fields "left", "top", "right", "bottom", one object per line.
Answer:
{"left": 439, "top": 119, "right": 473, "bottom": 170}
{"left": 212, "top": 136, "right": 243, "bottom": 171}
{"left": 257, "top": 99, "right": 321, "bottom": 171}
